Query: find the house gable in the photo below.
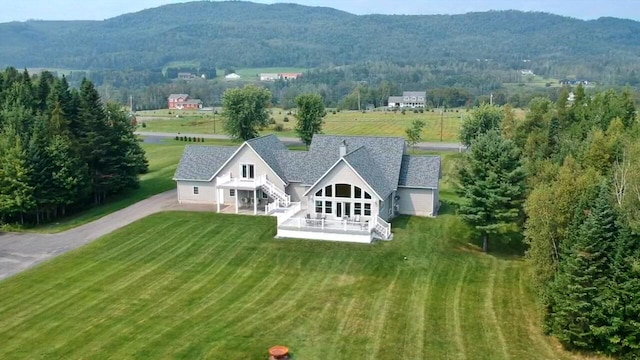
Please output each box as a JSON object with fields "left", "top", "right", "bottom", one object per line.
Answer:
{"left": 303, "top": 158, "right": 382, "bottom": 200}
{"left": 214, "top": 142, "right": 287, "bottom": 189}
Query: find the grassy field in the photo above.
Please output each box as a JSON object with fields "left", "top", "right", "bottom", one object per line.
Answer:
{"left": 0, "top": 210, "right": 583, "bottom": 359}
{"left": 140, "top": 109, "right": 464, "bottom": 142}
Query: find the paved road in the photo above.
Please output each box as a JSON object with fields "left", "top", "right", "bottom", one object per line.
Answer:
{"left": 0, "top": 190, "right": 178, "bottom": 281}
{"left": 135, "top": 131, "right": 467, "bottom": 152}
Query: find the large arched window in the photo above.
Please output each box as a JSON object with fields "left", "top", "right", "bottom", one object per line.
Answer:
{"left": 313, "top": 184, "right": 374, "bottom": 216}
{"left": 315, "top": 184, "right": 371, "bottom": 200}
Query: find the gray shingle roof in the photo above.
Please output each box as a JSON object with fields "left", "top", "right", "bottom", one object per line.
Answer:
{"left": 173, "top": 135, "right": 441, "bottom": 194}
{"left": 247, "top": 134, "right": 289, "bottom": 182}
{"left": 388, "top": 96, "right": 403, "bottom": 103}
{"left": 403, "top": 91, "right": 426, "bottom": 98}
{"left": 308, "top": 135, "right": 406, "bottom": 191}
{"left": 173, "top": 145, "right": 238, "bottom": 181}
{"left": 168, "top": 93, "right": 189, "bottom": 100}
{"left": 399, "top": 155, "right": 441, "bottom": 188}
{"left": 343, "top": 146, "right": 395, "bottom": 198}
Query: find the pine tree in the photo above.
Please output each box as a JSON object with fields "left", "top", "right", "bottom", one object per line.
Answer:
{"left": 546, "top": 183, "right": 619, "bottom": 351}
{"left": 0, "top": 125, "right": 35, "bottom": 224}
{"left": 47, "top": 134, "right": 90, "bottom": 216}
{"left": 28, "top": 115, "right": 55, "bottom": 223}
{"left": 456, "top": 130, "right": 526, "bottom": 252}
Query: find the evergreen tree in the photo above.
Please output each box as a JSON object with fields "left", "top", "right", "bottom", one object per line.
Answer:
{"left": 456, "top": 130, "right": 526, "bottom": 252}
{"left": 47, "top": 134, "right": 90, "bottom": 215}
{"left": 28, "top": 115, "right": 55, "bottom": 223}
{"left": 0, "top": 125, "right": 35, "bottom": 224}
{"left": 546, "top": 183, "right": 619, "bottom": 351}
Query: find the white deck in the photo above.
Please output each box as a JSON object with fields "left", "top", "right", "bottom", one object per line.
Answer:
{"left": 276, "top": 211, "right": 374, "bottom": 243}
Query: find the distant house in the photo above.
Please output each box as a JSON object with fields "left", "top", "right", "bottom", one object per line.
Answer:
{"left": 279, "top": 72, "right": 302, "bottom": 80}
{"left": 167, "top": 94, "right": 203, "bottom": 110}
{"left": 520, "top": 69, "right": 535, "bottom": 76}
{"left": 559, "top": 79, "right": 590, "bottom": 86}
{"left": 173, "top": 134, "right": 442, "bottom": 243}
{"left": 177, "top": 72, "right": 197, "bottom": 80}
{"left": 259, "top": 73, "right": 279, "bottom": 81}
{"left": 225, "top": 73, "right": 241, "bottom": 80}
{"left": 388, "top": 91, "right": 426, "bottom": 108}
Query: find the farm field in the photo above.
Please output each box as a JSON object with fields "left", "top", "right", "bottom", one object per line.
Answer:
{"left": 139, "top": 109, "right": 464, "bottom": 142}
{"left": 0, "top": 211, "right": 582, "bottom": 359}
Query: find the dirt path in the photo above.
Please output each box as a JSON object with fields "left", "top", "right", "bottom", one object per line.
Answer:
{"left": 0, "top": 190, "right": 180, "bottom": 280}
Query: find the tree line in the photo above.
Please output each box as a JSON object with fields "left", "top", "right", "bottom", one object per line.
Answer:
{"left": 455, "top": 87, "right": 639, "bottom": 357}
{"left": 0, "top": 67, "right": 148, "bottom": 226}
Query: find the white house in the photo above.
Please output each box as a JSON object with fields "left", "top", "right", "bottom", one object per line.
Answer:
{"left": 388, "top": 91, "right": 427, "bottom": 108}
{"left": 225, "top": 73, "right": 241, "bottom": 80}
{"left": 173, "top": 134, "right": 441, "bottom": 243}
{"left": 259, "top": 73, "right": 279, "bottom": 81}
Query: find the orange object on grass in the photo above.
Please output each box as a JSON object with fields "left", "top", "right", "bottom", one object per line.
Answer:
{"left": 269, "top": 345, "right": 289, "bottom": 357}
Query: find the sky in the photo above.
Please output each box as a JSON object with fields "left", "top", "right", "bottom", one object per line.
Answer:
{"left": 2, "top": 0, "right": 639, "bottom": 23}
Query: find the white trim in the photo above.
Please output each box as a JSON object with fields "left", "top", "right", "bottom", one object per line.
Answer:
{"left": 302, "top": 158, "right": 383, "bottom": 200}
{"left": 397, "top": 185, "right": 439, "bottom": 190}
{"left": 245, "top": 142, "right": 287, "bottom": 186}
{"left": 240, "top": 162, "right": 255, "bottom": 180}
{"left": 203, "top": 139, "right": 287, "bottom": 186}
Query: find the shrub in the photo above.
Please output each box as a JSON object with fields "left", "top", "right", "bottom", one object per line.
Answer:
{"left": 332, "top": 110, "right": 337, "bottom": 115}
{"left": 269, "top": 117, "right": 276, "bottom": 125}
{"left": 174, "top": 136, "right": 179, "bottom": 141}
{"left": 413, "top": 109, "right": 419, "bottom": 113}
{"left": 419, "top": 109, "right": 424, "bottom": 113}
{"left": 274, "top": 124, "right": 284, "bottom": 132}
{"left": 401, "top": 109, "right": 406, "bottom": 115}
{"left": 141, "top": 122, "right": 147, "bottom": 128}
{"left": 283, "top": 116, "right": 289, "bottom": 122}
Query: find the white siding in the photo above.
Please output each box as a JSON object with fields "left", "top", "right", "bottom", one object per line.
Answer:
{"left": 287, "top": 183, "right": 309, "bottom": 207}
{"left": 177, "top": 180, "right": 216, "bottom": 204}
{"left": 396, "top": 187, "right": 437, "bottom": 217}
{"left": 307, "top": 161, "right": 376, "bottom": 199}
{"left": 217, "top": 145, "right": 285, "bottom": 191}
{"left": 378, "top": 193, "right": 394, "bottom": 221}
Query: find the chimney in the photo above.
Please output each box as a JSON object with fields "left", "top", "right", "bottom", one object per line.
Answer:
{"left": 339, "top": 140, "right": 348, "bottom": 157}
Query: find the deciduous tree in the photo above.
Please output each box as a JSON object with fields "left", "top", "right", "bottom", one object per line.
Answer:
{"left": 294, "top": 93, "right": 325, "bottom": 147}
{"left": 222, "top": 85, "right": 271, "bottom": 141}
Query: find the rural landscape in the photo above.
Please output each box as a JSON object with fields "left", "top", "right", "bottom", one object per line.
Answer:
{"left": 0, "top": 1, "right": 639, "bottom": 359}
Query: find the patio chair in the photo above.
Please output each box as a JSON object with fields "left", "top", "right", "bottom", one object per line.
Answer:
{"left": 305, "top": 213, "right": 313, "bottom": 226}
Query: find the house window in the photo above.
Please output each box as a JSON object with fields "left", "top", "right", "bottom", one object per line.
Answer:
{"left": 354, "top": 203, "right": 362, "bottom": 215}
{"left": 354, "top": 186, "right": 362, "bottom": 199}
{"left": 325, "top": 201, "right": 332, "bottom": 214}
{"left": 315, "top": 189, "right": 323, "bottom": 196}
{"left": 324, "top": 185, "right": 332, "bottom": 197}
{"left": 315, "top": 201, "right": 323, "bottom": 213}
{"left": 364, "top": 192, "right": 372, "bottom": 199}
{"left": 230, "top": 189, "right": 236, "bottom": 197}
{"left": 335, "top": 184, "right": 351, "bottom": 198}
{"left": 241, "top": 164, "right": 255, "bottom": 179}
{"left": 193, "top": 186, "right": 199, "bottom": 195}
{"left": 364, "top": 203, "right": 372, "bottom": 216}
{"left": 262, "top": 191, "right": 268, "bottom": 199}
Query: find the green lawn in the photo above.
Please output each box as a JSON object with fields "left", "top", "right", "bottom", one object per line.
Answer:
{"left": 141, "top": 109, "right": 464, "bottom": 142}
{"left": 0, "top": 210, "right": 580, "bottom": 359}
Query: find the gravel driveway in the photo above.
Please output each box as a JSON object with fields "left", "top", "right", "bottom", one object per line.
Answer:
{"left": 0, "top": 190, "right": 179, "bottom": 281}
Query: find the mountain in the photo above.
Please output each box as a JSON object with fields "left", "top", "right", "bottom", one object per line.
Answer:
{"left": 1, "top": 1, "right": 639, "bottom": 71}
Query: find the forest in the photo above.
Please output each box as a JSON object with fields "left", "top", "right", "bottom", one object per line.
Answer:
{"left": 0, "top": 68, "right": 148, "bottom": 226}
{"left": 2, "top": 1, "right": 640, "bottom": 84}
{"left": 455, "top": 87, "right": 640, "bottom": 358}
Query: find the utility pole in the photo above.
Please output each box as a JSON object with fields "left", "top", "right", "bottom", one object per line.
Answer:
{"left": 129, "top": 95, "right": 133, "bottom": 112}
{"left": 440, "top": 107, "right": 444, "bottom": 142}
{"left": 357, "top": 87, "right": 361, "bottom": 111}
{"left": 213, "top": 110, "right": 216, "bottom": 134}
{"left": 490, "top": 93, "right": 493, "bottom": 106}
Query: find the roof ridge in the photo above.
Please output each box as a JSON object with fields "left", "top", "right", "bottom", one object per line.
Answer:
{"left": 246, "top": 133, "right": 279, "bottom": 142}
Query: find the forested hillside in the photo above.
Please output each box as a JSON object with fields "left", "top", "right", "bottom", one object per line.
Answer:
{"left": 1, "top": 1, "right": 640, "bottom": 83}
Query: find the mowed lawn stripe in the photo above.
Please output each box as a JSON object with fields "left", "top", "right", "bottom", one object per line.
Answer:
{"left": 0, "top": 212, "right": 578, "bottom": 359}
{"left": 0, "top": 220, "right": 176, "bottom": 315}
{"left": 2, "top": 220, "right": 208, "bottom": 358}
{"left": 46, "top": 221, "right": 225, "bottom": 358}
{"left": 0, "top": 219, "right": 179, "bottom": 335}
